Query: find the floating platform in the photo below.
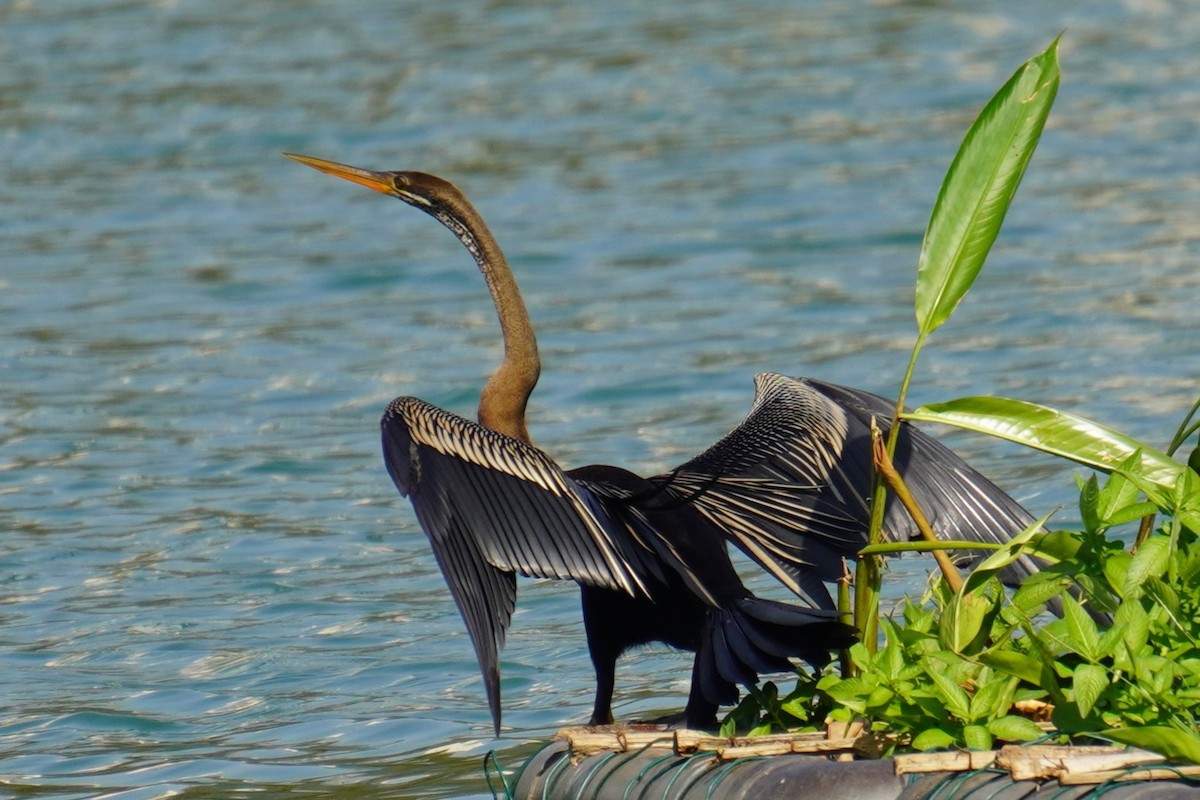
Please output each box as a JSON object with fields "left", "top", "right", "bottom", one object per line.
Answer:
{"left": 503, "top": 728, "right": 1200, "bottom": 800}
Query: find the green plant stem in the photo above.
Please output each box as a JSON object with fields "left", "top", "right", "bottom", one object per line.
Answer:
{"left": 1166, "top": 398, "right": 1200, "bottom": 457}
{"left": 1137, "top": 401, "right": 1200, "bottom": 549}
{"left": 871, "top": 424, "right": 964, "bottom": 592}
{"left": 857, "top": 335, "right": 926, "bottom": 659}
{"left": 838, "top": 560, "right": 853, "bottom": 677}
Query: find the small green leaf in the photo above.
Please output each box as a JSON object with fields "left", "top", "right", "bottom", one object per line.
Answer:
{"left": 987, "top": 715, "right": 1046, "bottom": 743}
{"left": 925, "top": 659, "right": 972, "bottom": 720}
{"left": 1095, "top": 454, "right": 1147, "bottom": 522}
{"left": 820, "top": 676, "right": 875, "bottom": 713}
{"left": 912, "top": 727, "right": 958, "bottom": 751}
{"left": 969, "top": 675, "right": 1018, "bottom": 722}
{"left": 940, "top": 587, "right": 995, "bottom": 654}
{"left": 963, "top": 724, "right": 994, "bottom": 752}
{"left": 1126, "top": 535, "right": 1171, "bottom": 597}
{"left": 1172, "top": 466, "right": 1200, "bottom": 512}
{"left": 1115, "top": 599, "right": 1149, "bottom": 667}
{"left": 866, "top": 685, "right": 897, "bottom": 711}
{"left": 979, "top": 650, "right": 1046, "bottom": 689}
{"left": 1012, "top": 574, "right": 1070, "bottom": 614}
{"left": 1072, "top": 663, "right": 1108, "bottom": 719}
{"left": 962, "top": 513, "right": 1057, "bottom": 595}
{"left": 1061, "top": 593, "right": 1101, "bottom": 662}
{"left": 1079, "top": 474, "right": 1102, "bottom": 533}
{"left": 1103, "top": 550, "right": 1132, "bottom": 600}
{"left": 1103, "top": 726, "right": 1200, "bottom": 765}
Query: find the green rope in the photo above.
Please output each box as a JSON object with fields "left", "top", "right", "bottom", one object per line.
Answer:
{"left": 502, "top": 741, "right": 567, "bottom": 799}
{"left": 704, "top": 756, "right": 765, "bottom": 800}
{"left": 484, "top": 749, "right": 514, "bottom": 800}
{"left": 590, "top": 745, "right": 663, "bottom": 800}
{"left": 923, "top": 765, "right": 994, "bottom": 800}
{"left": 541, "top": 745, "right": 575, "bottom": 800}
{"left": 964, "top": 771, "right": 1024, "bottom": 800}
{"left": 622, "top": 753, "right": 686, "bottom": 800}
{"left": 1091, "top": 763, "right": 1200, "bottom": 798}
{"left": 661, "top": 753, "right": 718, "bottom": 800}
{"left": 570, "top": 751, "right": 619, "bottom": 800}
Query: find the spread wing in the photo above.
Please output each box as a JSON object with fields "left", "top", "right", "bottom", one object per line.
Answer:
{"left": 380, "top": 396, "right": 653, "bottom": 734}
{"left": 655, "top": 373, "right": 1039, "bottom": 606}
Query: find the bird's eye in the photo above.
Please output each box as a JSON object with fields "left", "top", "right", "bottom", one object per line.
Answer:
{"left": 391, "top": 174, "right": 410, "bottom": 191}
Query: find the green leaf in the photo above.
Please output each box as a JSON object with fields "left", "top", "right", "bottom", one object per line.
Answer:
{"left": 1126, "top": 535, "right": 1171, "bottom": 598}
{"left": 1072, "top": 663, "right": 1108, "bottom": 719}
{"left": 940, "top": 586, "right": 996, "bottom": 655}
{"left": 820, "top": 676, "right": 875, "bottom": 713}
{"left": 1079, "top": 474, "right": 1102, "bottom": 533}
{"left": 925, "top": 659, "right": 972, "bottom": 720}
{"left": 866, "top": 685, "right": 897, "bottom": 711}
{"left": 1061, "top": 593, "right": 1101, "bottom": 662}
{"left": 969, "top": 675, "right": 1018, "bottom": 722}
{"left": 1106, "top": 501, "right": 1160, "bottom": 528}
{"left": 1103, "top": 550, "right": 1132, "bottom": 600}
{"left": 906, "top": 397, "right": 1184, "bottom": 490}
{"left": 1173, "top": 466, "right": 1200, "bottom": 510}
{"left": 1103, "top": 726, "right": 1200, "bottom": 765}
{"left": 979, "top": 650, "right": 1046, "bottom": 689}
{"left": 914, "top": 38, "right": 1059, "bottom": 334}
{"left": 962, "top": 512, "right": 1057, "bottom": 595}
{"left": 912, "top": 727, "right": 958, "bottom": 752}
{"left": 1012, "top": 573, "right": 1071, "bottom": 614}
{"left": 963, "top": 724, "right": 994, "bottom": 752}
{"left": 987, "top": 715, "right": 1047, "bottom": 743}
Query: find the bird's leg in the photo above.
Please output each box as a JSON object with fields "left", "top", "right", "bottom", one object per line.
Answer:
{"left": 682, "top": 652, "right": 719, "bottom": 731}
{"left": 588, "top": 656, "right": 616, "bottom": 726}
{"left": 581, "top": 589, "right": 618, "bottom": 726}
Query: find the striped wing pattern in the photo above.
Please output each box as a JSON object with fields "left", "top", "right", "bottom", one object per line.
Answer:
{"left": 383, "top": 397, "right": 649, "bottom": 593}
{"left": 380, "top": 396, "right": 654, "bottom": 731}
{"left": 657, "top": 373, "right": 1038, "bottom": 605}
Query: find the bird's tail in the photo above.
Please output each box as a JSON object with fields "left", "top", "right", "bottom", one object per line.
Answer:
{"left": 695, "top": 597, "right": 857, "bottom": 706}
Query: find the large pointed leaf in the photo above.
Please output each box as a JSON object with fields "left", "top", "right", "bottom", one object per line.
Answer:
{"left": 914, "top": 38, "right": 1060, "bottom": 335}
{"left": 907, "top": 396, "right": 1185, "bottom": 489}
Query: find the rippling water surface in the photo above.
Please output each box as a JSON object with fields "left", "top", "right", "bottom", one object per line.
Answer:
{"left": 2, "top": 1, "right": 1199, "bottom": 797}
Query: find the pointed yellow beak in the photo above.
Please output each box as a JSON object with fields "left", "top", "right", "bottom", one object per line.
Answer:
{"left": 284, "top": 153, "right": 393, "bottom": 196}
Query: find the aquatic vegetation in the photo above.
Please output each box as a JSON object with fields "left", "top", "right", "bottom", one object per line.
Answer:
{"left": 725, "top": 38, "right": 1200, "bottom": 765}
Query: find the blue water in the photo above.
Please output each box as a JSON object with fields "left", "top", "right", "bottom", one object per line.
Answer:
{"left": 2, "top": 1, "right": 1198, "bottom": 797}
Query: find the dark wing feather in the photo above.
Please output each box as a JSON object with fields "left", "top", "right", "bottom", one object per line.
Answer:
{"left": 799, "top": 378, "right": 1042, "bottom": 581}
{"left": 655, "top": 373, "right": 1039, "bottom": 604}
{"left": 653, "top": 372, "right": 865, "bottom": 604}
{"left": 381, "top": 396, "right": 651, "bottom": 733}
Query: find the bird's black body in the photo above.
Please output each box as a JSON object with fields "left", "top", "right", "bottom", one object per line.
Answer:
{"left": 289, "top": 152, "right": 1042, "bottom": 736}
{"left": 380, "top": 393, "right": 858, "bottom": 731}
{"left": 570, "top": 465, "right": 854, "bottom": 729}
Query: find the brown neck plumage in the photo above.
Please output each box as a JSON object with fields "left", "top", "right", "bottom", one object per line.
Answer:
{"left": 430, "top": 190, "right": 540, "bottom": 445}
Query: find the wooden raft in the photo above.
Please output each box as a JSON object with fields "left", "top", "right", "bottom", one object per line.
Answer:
{"left": 555, "top": 725, "right": 1196, "bottom": 786}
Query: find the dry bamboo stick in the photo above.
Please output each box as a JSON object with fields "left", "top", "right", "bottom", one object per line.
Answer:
{"left": 1059, "top": 765, "right": 1200, "bottom": 785}
{"left": 893, "top": 751, "right": 997, "bottom": 774}
{"left": 996, "top": 744, "right": 1164, "bottom": 781}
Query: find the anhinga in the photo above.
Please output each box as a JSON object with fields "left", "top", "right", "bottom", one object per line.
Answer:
{"left": 287, "top": 153, "right": 1040, "bottom": 734}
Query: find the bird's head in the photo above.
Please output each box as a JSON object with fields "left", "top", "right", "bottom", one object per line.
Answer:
{"left": 285, "top": 153, "right": 462, "bottom": 218}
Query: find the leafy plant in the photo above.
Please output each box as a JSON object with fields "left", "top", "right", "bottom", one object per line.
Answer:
{"left": 721, "top": 37, "right": 1200, "bottom": 769}
{"left": 856, "top": 36, "right": 1060, "bottom": 649}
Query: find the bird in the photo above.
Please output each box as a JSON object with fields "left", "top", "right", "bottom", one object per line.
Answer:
{"left": 286, "top": 152, "right": 1041, "bottom": 734}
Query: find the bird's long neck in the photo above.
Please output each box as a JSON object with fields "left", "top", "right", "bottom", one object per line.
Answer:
{"left": 432, "top": 201, "right": 540, "bottom": 445}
